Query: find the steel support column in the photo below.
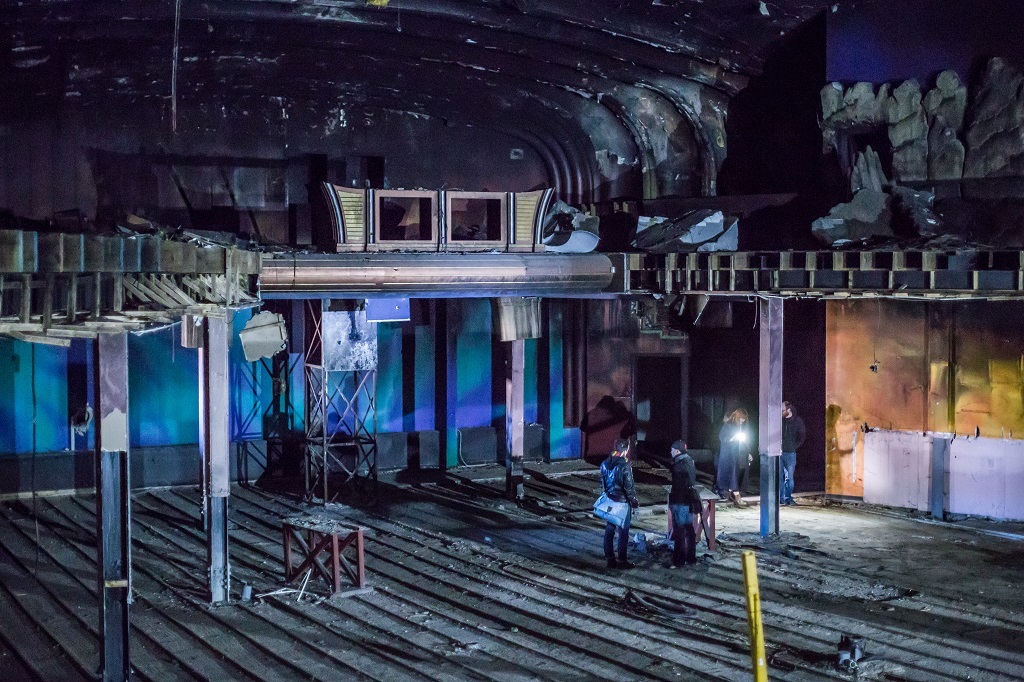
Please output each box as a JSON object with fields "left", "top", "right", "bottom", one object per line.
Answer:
{"left": 93, "top": 332, "right": 131, "bottom": 681}
{"left": 199, "top": 314, "right": 231, "bottom": 604}
{"left": 505, "top": 338, "right": 526, "bottom": 500}
{"left": 758, "top": 297, "right": 783, "bottom": 538}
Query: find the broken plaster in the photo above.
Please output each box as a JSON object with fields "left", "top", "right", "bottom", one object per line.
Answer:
{"left": 100, "top": 407, "right": 129, "bottom": 452}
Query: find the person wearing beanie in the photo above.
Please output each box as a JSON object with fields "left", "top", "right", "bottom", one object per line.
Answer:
{"left": 668, "top": 440, "right": 698, "bottom": 567}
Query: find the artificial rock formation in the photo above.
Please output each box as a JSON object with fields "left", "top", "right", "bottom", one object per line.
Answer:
{"left": 811, "top": 189, "right": 894, "bottom": 245}
{"left": 821, "top": 81, "right": 891, "bottom": 145}
{"left": 928, "top": 124, "right": 965, "bottom": 180}
{"left": 887, "top": 80, "right": 929, "bottom": 183}
{"left": 923, "top": 70, "right": 968, "bottom": 131}
{"left": 964, "top": 58, "right": 1024, "bottom": 179}
{"left": 851, "top": 146, "right": 889, "bottom": 194}
{"left": 924, "top": 70, "right": 967, "bottom": 181}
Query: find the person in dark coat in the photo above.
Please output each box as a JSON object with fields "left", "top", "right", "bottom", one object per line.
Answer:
{"left": 781, "top": 401, "right": 807, "bottom": 506}
{"left": 717, "top": 408, "right": 752, "bottom": 507}
{"left": 668, "top": 440, "right": 698, "bottom": 567}
{"left": 600, "top": 438, "right": 639, "bottom": 569}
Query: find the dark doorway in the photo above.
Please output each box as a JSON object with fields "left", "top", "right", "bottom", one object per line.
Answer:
{"left": 634, "top": 355, "right": 684, "bottom": 463}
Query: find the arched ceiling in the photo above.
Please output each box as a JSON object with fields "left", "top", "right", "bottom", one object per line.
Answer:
{"left": 2, "top": 1, "right": 834, "bottom": 202}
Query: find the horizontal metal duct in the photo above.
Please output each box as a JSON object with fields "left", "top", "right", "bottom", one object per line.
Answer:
{"left": 259, "top": 253, "right": 616, "bottom": 298}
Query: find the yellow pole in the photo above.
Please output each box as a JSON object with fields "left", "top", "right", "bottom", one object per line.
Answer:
{"left": 742, "top": 550, "right": 768, "bottom": 682}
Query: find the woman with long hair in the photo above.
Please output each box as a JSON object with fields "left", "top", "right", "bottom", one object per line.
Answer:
{"left": 717, "top": 408, "right": 752, "bottom": 507}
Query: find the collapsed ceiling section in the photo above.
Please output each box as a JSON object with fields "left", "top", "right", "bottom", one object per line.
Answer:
{"left": 2, "top": 1, "right": 834, "bottom": 205}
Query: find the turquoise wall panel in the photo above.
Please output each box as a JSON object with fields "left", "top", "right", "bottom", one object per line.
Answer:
{"left": 413, "top": 324, "right": 435, "bottom": 431}
{"left": 129, "top": 326, "right": 199, "bottom": 447}
{"left": 0, "top": 339, "right": 69, "bottom": 454}
{"left": 376, "top": 322, "right": 404, "bottom": 433}
{"left": 456, "top": 299, "right": 493, "bottom": 429}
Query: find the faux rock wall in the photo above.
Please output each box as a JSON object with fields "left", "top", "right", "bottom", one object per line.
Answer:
{"left": 819, "top": 58, "right": 1024, "bottom": 184}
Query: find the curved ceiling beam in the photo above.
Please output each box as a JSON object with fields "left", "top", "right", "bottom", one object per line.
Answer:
{"left": 6, "top": 1, "right": 749, "bottom": 93}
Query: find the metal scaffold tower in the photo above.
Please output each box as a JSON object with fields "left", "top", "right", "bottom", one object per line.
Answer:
{"left": 232, "top": 302, "right": 305, "bottom": 486}
{"left": 303, "top": 300, "right": 378, "bottom": 503}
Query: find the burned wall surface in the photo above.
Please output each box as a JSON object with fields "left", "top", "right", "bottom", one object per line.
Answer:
{"left": 0, "top": 105, "right": 549, "bottom": 236}
{"left": 825, "top": 299, "right": 1024, "bottom": 498}
{"left": 584, "top": 298, "right": 688, "bottom": 460}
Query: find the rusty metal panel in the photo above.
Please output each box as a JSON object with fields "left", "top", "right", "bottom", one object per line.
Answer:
{"left": 825, "top": 300, "right": 932, "bottom": 497}
{"left": 122, "top": 238, "right": 142, "bottom": 272}
{"left": 38, "top": 233, "right": 85, "bottom": 273}
{"left": 195, "top": 245, "right": 226, "bottom": 274}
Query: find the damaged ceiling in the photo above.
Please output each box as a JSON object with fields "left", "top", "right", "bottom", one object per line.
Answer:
{"left": 2, "top": 1, "right": 836, "bottom": 206}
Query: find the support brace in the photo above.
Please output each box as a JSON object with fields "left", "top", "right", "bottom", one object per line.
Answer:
{"left": 199, "top": 314, "right": 231, "bottom": 604}
{"left": 758, "top": 297, "right": 783, "bottom": 538}
{"left": 94, "top": 332, "right": 131, "bottom": 681}
{"left": 506, "top": 338, "right": 526, "bottom": 500}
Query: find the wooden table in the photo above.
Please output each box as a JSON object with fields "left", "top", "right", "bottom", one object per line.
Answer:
{"left": 282, "top": 517, "right": 366, "bottom": 595}
{"left": 665, "top": 490, "right": 717, "bottom": 551}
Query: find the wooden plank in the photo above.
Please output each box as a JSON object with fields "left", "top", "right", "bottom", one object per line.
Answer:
{"left": 39, "top": 493, "right": 282, "bottom": 679}
{"left": 0, "top": 568, "right": 88, "bottom": 681}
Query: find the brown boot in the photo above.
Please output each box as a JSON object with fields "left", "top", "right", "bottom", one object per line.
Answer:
{"left": 731, "top": 491, "right": 746, "bottom": 507}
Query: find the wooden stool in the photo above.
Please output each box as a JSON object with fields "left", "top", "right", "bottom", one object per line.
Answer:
{"left": 694, "top": 497, "right": 717, "bottom": 551}
{"left": 666, "top": 495, "right": 717, "bottom": 552}
{"left": 282, "top": 518, "right": 366, "bottom": 595}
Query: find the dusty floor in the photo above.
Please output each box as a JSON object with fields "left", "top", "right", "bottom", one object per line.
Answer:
{"left": 0, "top": 461, "right": 1022, "bottom": 681}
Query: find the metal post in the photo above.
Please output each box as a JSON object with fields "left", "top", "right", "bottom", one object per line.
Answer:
{"left": 930, "top": 436, "right": 950, "bottom": 520}
{"left": 506, "top": 339, "right": 526, "bottom": 499}
{"left": 199, "top": 314, "right": 231, "bottom": 604}
{"left": 94, "top": 332, "right": 131, "bottom": 681}
{"left": 758, "top": 297, "right": 783, "bottom": 538}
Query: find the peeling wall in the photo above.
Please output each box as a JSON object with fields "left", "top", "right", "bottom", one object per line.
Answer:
{"left": 585, "top": 299, "right": 689, "bottom": 458}
{"left": 0, "top": 106, "right": 548, "bottom": 226}
{"left": 826, "top": 299, "right": 1024, "bottom": 497}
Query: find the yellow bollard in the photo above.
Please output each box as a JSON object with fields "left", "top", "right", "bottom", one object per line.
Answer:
{"left": 742, "top": 550, "right": 768, "bottom": 682}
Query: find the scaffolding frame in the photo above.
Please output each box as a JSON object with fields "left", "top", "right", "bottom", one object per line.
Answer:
{"left": 303, "top": 300, "right": 378, "bottom": 503}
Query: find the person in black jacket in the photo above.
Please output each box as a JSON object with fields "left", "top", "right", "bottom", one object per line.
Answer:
{"left": 781, "top": 401, "right": 807, "bottom": 506}
{"left": 600, "top": 438, "right": 639, "bottom": 569}
{"left": 668, "top": 440, "right": 698, "bottom": 567}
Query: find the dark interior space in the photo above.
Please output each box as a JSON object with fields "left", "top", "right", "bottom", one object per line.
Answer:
{"left": 633, "top": 354, "right": 684, "bottom": 461}
{"left": 4, "top": 1, "right": 1024, "bottom": 680}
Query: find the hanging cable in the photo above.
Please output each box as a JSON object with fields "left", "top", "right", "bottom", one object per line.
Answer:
{"left": 171, "top": 0, "right": 183, "bottom": 133}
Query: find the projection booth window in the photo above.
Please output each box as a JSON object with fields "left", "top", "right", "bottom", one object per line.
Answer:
{"left": 378, "top": 196, "right": 435, "bottom": 241}
{"left": 449, "top": 196, "right": 504, "bottom": 242}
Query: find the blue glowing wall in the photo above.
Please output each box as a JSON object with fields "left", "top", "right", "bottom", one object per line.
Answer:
{"left": 1, "top": 310, "right": 267, "bottom": 458}
{"left": 372, "top": 298, "right": 568, "bottom": 467}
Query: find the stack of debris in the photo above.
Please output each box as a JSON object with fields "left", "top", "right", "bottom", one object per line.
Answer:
{"left": 632, "top": 210, "right": 738, "bottom": 253}
{"left": 541, "top": 200, "right": 600, "bottom": 253}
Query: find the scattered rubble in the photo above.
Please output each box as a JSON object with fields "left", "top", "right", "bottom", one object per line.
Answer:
{"left": 633, "top": 209, "right": 738, "bottom": 253}
{"left": 541, "top": 200, "right": 600, "bottom": 253}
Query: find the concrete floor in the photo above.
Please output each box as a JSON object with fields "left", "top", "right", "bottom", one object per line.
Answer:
{"left": 0, "top": 463, "right": 1021, "bottom": 681}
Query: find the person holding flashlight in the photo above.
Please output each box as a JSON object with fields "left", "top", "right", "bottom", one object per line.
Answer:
{"left": 717, "top": 408, "right": 752, "bottom": 507}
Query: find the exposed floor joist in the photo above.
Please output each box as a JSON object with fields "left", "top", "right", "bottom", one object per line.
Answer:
{"left": 0, "top": 465, "right": 1021, "bottom": 681}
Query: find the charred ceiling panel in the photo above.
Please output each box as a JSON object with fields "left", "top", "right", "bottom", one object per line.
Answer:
{"left": 2, "top": 1, "right": 834, "bottom": 220}
{"left": 601, "top": 85, "right": 703, "bottom": 199}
